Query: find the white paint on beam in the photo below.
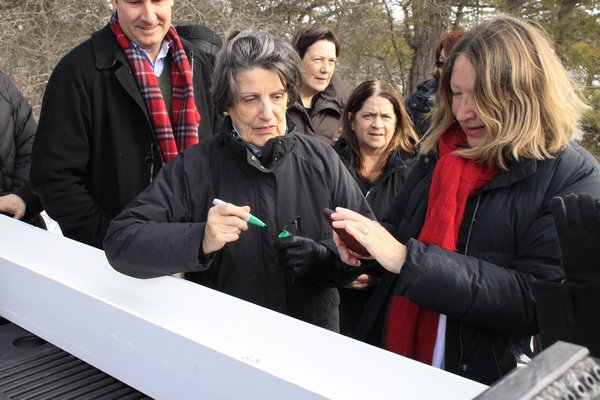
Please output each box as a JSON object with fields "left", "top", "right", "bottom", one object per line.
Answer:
{"left": 0, "top": 215, "right": 487, "bottom": 399}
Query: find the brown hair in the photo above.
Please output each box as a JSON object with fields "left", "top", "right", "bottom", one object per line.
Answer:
{"left": 290, "top": 25, "right": 340, "bottom": 59}
{"left": 432, "top": 30, "right": 464, "bottom": 78}
{"left": 342, "top": 80, "right": 418, "bottom": 181}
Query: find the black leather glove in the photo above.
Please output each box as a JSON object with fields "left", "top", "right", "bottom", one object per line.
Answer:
{"left": 273, "top": 235, "right": 331, "bottom": 277}
{"left": 551, "top": 193, "right": 600, "bottom": 284}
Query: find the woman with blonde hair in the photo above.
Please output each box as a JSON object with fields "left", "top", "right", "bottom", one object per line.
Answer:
{"left": 328, "top": 15, "right": 600, "bottom": 384}
{"left": 333, "top": 80, "right": 418, "bottom": 335}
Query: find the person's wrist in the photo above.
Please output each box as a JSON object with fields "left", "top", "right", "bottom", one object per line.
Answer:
{"left": 389, "top": 243, "right": 407, "bottom": 274}
{"left": 314, "top": 242, "right": 328, "bottom": 265}
{"left": 198, "top": 239, "right": 217, "bottom": 261}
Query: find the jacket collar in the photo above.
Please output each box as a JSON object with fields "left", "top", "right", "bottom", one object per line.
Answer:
{"left": 314, "top": 73, "right": 349, "bottom": 113}
{"left": 92, "top": 24, "right": 126, "bottom": 70}
{"left": 423, "top": 148, "right": 539, "bottom": 192}
{"left": 289, "top": 73, "right": 349, "bottom": 115}
{"left": 336, "top": 138, "right": 415, "bottom": 174}
{"left": 219, "top": 117, "right": 297, "bottom": 170}
{"left": 481, "top": 157, "right": 538, "bottom": 192}
{"left": 91, "top": 23, "right": 197, "bottom": 72}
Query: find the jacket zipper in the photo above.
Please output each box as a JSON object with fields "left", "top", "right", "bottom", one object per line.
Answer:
{"left": 457, "top": 194, "right": 480, "bottom": 374}
{"left": 190, "top": 52, "right": 194, "bottom": 77}
{"left": 463, "top": 194, "right": 480, "bottom": 256}
{"left": 149, "top": 141, "right": 154, "bottom": 183}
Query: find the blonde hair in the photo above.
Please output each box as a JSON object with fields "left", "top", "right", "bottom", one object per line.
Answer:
{"left": 422, "top": 15, "right": 589, "bottom": 170}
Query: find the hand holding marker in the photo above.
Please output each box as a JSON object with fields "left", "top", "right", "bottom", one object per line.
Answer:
{"left": 212, "top": 198, "right": 267, "bottom": 228}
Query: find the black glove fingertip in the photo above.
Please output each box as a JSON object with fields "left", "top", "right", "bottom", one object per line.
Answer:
{"left": 564, "top": 194, "right": 583, "bottom": 228}
{"left": 578, "top": 194, "right": 597, "bottom": 224}
{"left": 551, "top": 196, "right": 567, "bottom": 223}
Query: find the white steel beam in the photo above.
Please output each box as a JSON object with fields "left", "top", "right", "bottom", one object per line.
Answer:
{"left": 0, "top": 215, "right": 487, "bottom": 399}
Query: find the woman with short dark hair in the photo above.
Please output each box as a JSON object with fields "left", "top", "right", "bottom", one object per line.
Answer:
{"left": 287, "top": 25, "right": 350, "bottom": 145}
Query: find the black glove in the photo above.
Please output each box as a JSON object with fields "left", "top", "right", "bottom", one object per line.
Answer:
{"left": 273, "top": 235, "right": 331, "bottom": 277}
{"left": 551, "top": 193, "right": 600, "bottom": 283}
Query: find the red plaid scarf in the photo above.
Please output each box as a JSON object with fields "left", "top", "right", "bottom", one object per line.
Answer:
{"left": 110, "top": 14, "right": 200, "bottom": 162}
{"left": 385, "top": 125, "right": 498, "bottom": 364}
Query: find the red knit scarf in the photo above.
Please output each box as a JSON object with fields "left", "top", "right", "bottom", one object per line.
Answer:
{"left": 110, "top": 14, "right": 200, "bottom": 162}
{"left": 385, "top": 125, "right": 499, "bottom": 364}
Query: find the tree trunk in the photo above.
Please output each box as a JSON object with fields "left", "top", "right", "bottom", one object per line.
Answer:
{"left": 406, "top": 0, "right": 452, "bottom": 94}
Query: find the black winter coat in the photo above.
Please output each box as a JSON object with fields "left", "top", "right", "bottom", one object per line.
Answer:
{"left": 30, "top": 24, "right": 220, "bottom": 248}
{"left": 335, "top": 139, "right": 418, "bottom": 335}
{"left": 0, "top": 70, "right": 43, "bottom": 224}
{"left": 335, "top": 140, "right": 418, "bottom": 219}
{"left": 104, "top": 120, "right": 373, "bottom": 331}
{"left": 355, "top": 144, "right": 600, "bottom": 385}
{"left": 405, "top": 78, "right": 438, "bottom": 138}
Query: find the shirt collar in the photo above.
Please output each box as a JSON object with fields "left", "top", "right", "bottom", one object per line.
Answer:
{"left": 132, "top": 40, "right": 171, "bottom": 74}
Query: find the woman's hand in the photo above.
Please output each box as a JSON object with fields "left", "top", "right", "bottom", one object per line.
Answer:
{"left": 0, "top": 194, "right": 26, "bottom": 219}
{"left": 331, "top": 207, "right": 407, "bottom": 274}
{"left": 202, "top": 202, "right": 250, "bottom": 254}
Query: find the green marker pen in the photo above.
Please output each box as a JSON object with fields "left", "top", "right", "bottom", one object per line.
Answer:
{"left": 278, "top": 230, "right": 290, "bottom": 238}
{"left": 212, "top": 198, "right": 267, "bottom": 228}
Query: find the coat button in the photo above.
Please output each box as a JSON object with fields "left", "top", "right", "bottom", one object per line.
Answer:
{"left": 461, "top": 364, "right": 469, "bottom": 372}
{"left": 144, "top": 157, "right": 153, "bottom": 166}
{"left": 424, "top": 157, "right": 429, "bottom": 163}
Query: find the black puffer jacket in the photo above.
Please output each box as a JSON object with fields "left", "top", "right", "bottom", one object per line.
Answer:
{"left": 31, "top": 24, "right": 220, "bottom": 248}
{"left": 104, "top": 120, "right": 373, "bottom": 331}
{"left": 0, "top": 70, "right": 43, "bottom": 224}
{"left": 355, "top": 143, "right": 600, "bottom": 384}
{"left": 335, "top": 139, "right": 418, "bottom": 218}
{"left": 335, "top": 139, "right": 418, "bottom": 335}
{"left": 405, "top": 78, "right": 438, "bottom": 138}
{"left": 287, "top": 73, "right": 350, "bottom": 145}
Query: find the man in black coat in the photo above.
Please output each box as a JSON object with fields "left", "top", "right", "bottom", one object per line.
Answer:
{"left": 30, "top": 0, "right": 220, "bottom": 248}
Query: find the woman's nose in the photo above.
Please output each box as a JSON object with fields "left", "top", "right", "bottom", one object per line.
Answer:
{"left": 372, "top": 116, "right": 383, "bottom": 128}
{"left": 455, "top": 96, "right": 477, "bottom": 122}
{"left": 258, "top": 99, "right": 275, "bottom": 119}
